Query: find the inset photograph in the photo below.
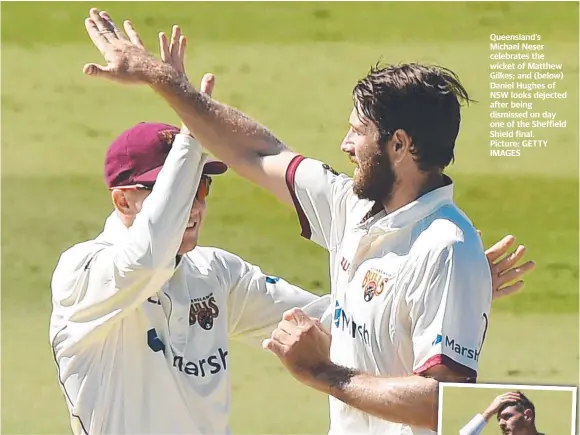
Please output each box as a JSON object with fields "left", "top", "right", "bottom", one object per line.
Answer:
{"left": 438, "top": 383, "right": 577, "bottom": 434}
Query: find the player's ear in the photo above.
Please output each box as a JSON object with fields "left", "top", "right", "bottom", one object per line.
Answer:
{"left": 111, "top": 189, "right": 133, "bottom": 216}
{"left": 523, "top": 409, "right": 533, "bottom": 421}
{"left": 389, "top": 129, "right": 412, "bottom": 164}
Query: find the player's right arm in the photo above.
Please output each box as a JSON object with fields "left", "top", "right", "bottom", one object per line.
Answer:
{"left": 151, "top": 20, "right": 299, "bottom": 206}
{"left": 124, "top": 14, "right": 353, "bottom": 242}
{"left": 155, "top": 24, "right": 354, "bottom": 249}
{"left": 458, "top": 414, "right": 487, "bottom": 435}
{"left": 83, "top": 10, "right": 297, "bottom": 204}
{"left": 153, "top": 74, "right": 358, "bottom": 250}
{"left": 85, "top": 12, "right": 360, "bottom": 250}
{"left": 157, "top": 88, "right": 299, "bottom": 206}
{"left": 155, "top": 83, "right": 356, "bottom": 250}
{"left": 50, "top": 134, "right": 206, "bottom": 343}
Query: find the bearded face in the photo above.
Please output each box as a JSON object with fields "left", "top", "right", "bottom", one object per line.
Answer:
{"left": 342, "top": 108, "right": 398, "bottom": 204}
{"left": 352, "top": 139, "right": 397, "bottom": 204}
{"left": 498, "top": 406, "right": 532, "bottom": 435}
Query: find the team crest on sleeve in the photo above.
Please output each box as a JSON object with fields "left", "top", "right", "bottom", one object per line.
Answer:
{"left": 362, "top": 269, "right": 389, "bottom": 302}
{"left": 189, "top": 293, "right": 220, "bottom": 330}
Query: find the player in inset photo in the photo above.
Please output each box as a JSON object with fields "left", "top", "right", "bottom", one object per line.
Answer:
{"left": 460, "top": 391, "right": 546, "bottom": 435}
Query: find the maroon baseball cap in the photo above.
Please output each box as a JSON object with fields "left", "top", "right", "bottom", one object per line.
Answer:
{"left": 105, "top": 122, "right": 228, "bottom": 188}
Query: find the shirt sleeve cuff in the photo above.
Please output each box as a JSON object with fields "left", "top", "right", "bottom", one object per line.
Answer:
{"left": 414, "top": 354, "right": 477, "bottom": 382}
{"left": 459, "top": 413, "right": 487, "bottom": 435}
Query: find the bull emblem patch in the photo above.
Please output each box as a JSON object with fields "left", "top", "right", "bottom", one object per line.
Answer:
{"left": 189, "top": 293, "right": 220, "bottom": 330}
{"left": 361, "top": 269, "right": 389, "bottom": 302}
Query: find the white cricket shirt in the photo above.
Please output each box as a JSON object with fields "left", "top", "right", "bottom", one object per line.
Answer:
{"left": 286, "top": 156, "right": 492, "bottom": 435}
{"left": 459, "top": 414, "right": 487, "bottom": 435}
{"left": 50, "top": 135, "right": 329, "bottom": 435}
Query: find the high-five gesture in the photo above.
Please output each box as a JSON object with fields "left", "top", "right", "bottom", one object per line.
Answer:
{"left": 156, "top": 25, "right": 215, "bottom": 135}
{"left": 83, "top": 8, "right": 181, "bottom": 85}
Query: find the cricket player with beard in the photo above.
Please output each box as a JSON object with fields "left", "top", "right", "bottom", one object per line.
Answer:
{"left": 78, "top": 9, "right": 536, "bottom": 434}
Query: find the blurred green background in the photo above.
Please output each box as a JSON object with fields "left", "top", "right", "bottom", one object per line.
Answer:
{"left": 441, "top": 385, "right": 576, "bottom": 434}
{"left": 2, "top": 2, "right": 578, "bottom": 434}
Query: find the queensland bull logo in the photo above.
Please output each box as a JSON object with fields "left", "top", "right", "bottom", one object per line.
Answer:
{"left": 362, "top": 268, "right": 389, "bottom": 302}
{"left": 189, "top": 293, "right": 220, "bottom": 330}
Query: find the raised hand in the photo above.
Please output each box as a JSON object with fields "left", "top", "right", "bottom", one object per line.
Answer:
{"left": 83, "top": 8, "right": 180, "bottom": 85}
{"left": 159, "top": 25, "right": 187, "bottom": 76}
{"left": 482, "top": 391, "right": 522, "bottom": 421}
{"left": 159, "top": 25, "right": 216, "bottom": 97}
{"left": 157, "top": 26, "right": 216, "bottom": 136}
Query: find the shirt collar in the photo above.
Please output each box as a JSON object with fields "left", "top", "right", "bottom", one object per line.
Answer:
{"left": 357, "top": 175, "right": 454, "bottom": 233}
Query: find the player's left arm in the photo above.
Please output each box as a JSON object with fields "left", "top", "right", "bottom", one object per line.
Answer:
{"left": 310, "top": 367, "right": 448, "bottom": 430}
{"left": 264, "top": 237, "right": 491, "bottom": 430}
{"left": 264, "top": 314, "right": 449, "bottom": 430}
{"left": 279, "top": 330, "right": 478, "bottom": 429}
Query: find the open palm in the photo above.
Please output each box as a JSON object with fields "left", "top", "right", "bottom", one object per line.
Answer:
{"left": 83, "top": 8, "right": 178, "bottom": 85}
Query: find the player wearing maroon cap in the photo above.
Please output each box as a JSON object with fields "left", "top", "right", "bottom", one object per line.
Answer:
{"left": 51, "top": 14, "right": 535, "bottom": 434}
{"left": 49, "top": 74, "right": 330, "bottom": 435}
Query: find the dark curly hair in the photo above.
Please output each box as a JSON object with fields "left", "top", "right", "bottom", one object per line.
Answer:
{"left": 352, "top": 62, "right": 474, "bottom": 171}
{"left": 497, "top": 391, "right": 536, "bottom": 422}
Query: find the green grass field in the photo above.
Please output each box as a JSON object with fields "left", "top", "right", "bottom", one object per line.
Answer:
{"left": 440, "top": 385, "right": 576, "bottom": 434}
{"left": 2, "top": 2, "right": 578, "bottom": 434}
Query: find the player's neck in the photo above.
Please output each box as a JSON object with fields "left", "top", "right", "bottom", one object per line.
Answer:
{"left": 382, "top": 171, "right": 445, "bottom": 214}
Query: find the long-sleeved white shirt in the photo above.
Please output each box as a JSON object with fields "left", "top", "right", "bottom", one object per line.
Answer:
{"left": 459, "top": 413, "right": 487, "bottom": 435}
{"left": 50, "top": 134, "right": 330, "bottom": 435}
{"left": 285, "top": 156, "right": 492, "bottom": 434}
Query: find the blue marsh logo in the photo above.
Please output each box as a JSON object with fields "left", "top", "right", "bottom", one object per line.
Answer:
{"left": 147, "top": 328, "right": 229, "bottom": 378}
{"left": 432, "top": 334, "right": 480, "bottom": 362}
{"left": 333, "top": 301, "right": 370, "bottom": 346}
